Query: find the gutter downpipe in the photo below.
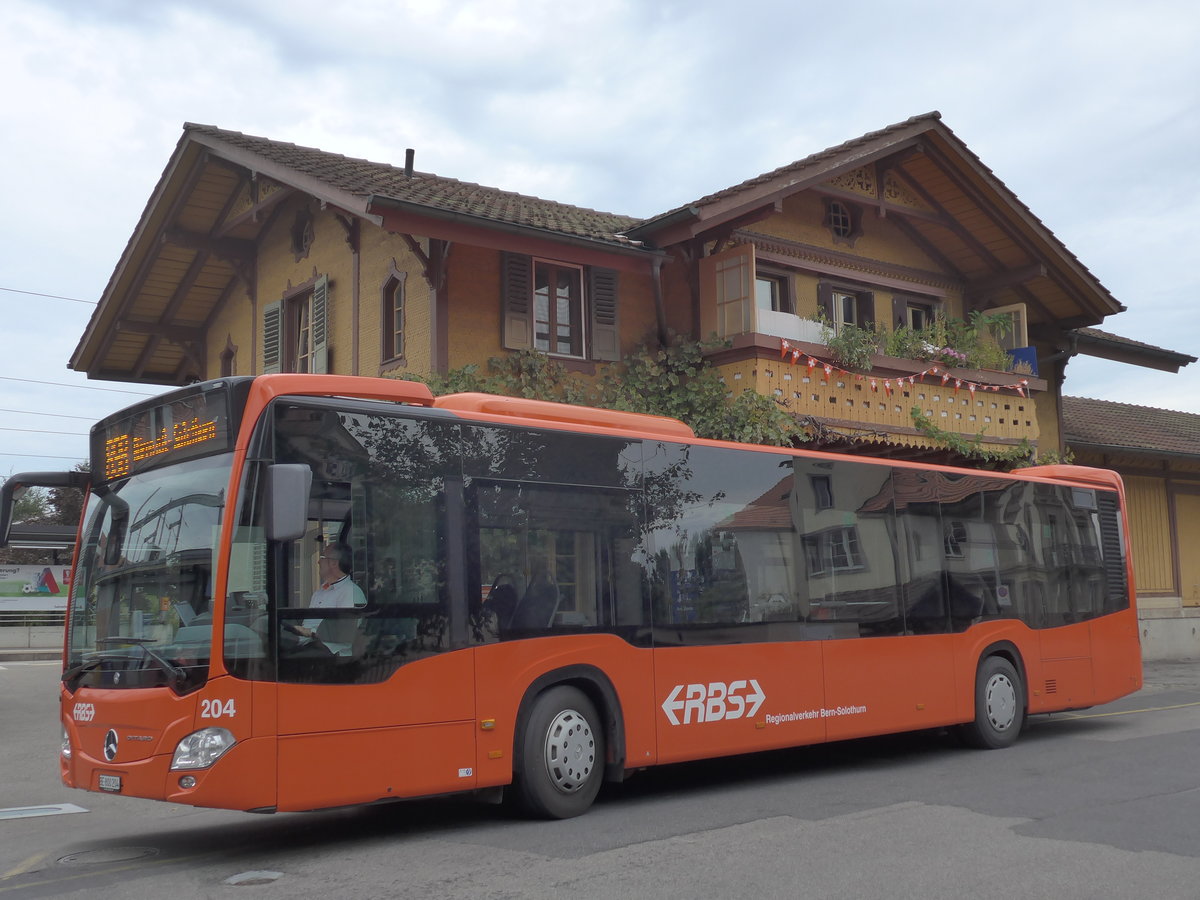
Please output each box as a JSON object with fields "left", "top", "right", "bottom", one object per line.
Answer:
{"left": 651, "top": 257, "right": 669, "bottom": 349}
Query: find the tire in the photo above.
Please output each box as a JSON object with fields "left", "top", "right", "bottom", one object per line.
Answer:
{"left": 514, "top": 685, "right": 604, "bottom": 819}
{"left": 959, "top": 655, "right": 1024, "bottom": 749}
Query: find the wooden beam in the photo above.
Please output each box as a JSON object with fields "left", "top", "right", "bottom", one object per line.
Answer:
{"left": 966, "top": 264, "right": 1047, "bottom": 299}
{"left": 162, "top": 228, "right": 254, "bottom": 264}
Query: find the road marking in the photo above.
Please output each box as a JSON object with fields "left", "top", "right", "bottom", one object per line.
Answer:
{"left": 1057, "top": 700, "right": 1200, "bottom": 720}
{"left": 0, "top": 804, "right": 88, "bottom": 821}
{"left": 1, "top": 853, "right": 48, "bottom": 881}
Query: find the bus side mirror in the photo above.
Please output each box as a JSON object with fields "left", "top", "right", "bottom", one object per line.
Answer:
{"left": 0, "top": 471, "right": 88, "bottom": 549}
{"left": 265, "top": 464, "right": 312, "bottom": 542}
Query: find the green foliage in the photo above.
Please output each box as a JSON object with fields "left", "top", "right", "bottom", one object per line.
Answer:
{"left": 819, "top": 319, "right": 880, "bottom": 372}
{"left": 596, "top": 335, "right": 805, "bottom": 446}
{"left": 882, "top": 323, "right": 931, "bottom": 361}
{"left": 909, "top": 408, "right": 1034, "bottom": 470}
{"left": 12, "top": 487, "right": 49, "bottom": 523}
{"left": 915, "top": 310, "right": 1016, "bottom": 371}
{"left": 415, "top": 336, "right": 807, "bottom": 448}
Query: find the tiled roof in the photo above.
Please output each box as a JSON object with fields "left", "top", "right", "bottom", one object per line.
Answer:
{"left": 1062, "top": 395, "right": 1200, "bottom": 457}
{"left": 184, "top": 124, "right": 643, "bottom": 248}
{"left": 692, "top": 111, "right": 944, "bottom": 209}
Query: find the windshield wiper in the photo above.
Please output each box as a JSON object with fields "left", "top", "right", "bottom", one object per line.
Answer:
{"left": 96, "top": 636, "right": 186, "bottom": 686}
{"left": 61, "top": 656, "right": 109, "bottom": 684}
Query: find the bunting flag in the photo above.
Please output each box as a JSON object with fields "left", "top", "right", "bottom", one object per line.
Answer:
{"left": 778, "top": 339, "right": 1034, "bottom": 398}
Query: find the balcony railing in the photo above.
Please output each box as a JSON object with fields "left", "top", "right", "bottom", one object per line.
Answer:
{"left": 706, "top": 333, "right": 1045, "bottom": 451}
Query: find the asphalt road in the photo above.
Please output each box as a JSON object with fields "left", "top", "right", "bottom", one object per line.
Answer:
{"left": 2, "top": 658, "right": 1200, "bottom": 899}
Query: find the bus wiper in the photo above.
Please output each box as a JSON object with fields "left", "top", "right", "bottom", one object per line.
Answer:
{"left": 96, "top": 636, "right": 186, "bottom": 686}
{"left": 61, "top": 656, "right": 109, "bottom": 684}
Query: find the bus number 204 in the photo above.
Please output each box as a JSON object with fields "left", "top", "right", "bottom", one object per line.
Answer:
{"left": 200, "top": 698, "right": 237, "bottom": 719}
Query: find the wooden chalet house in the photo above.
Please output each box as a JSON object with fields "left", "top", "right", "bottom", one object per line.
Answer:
{"left": 71, "top": 112, "right": 1189, "bottom": 467}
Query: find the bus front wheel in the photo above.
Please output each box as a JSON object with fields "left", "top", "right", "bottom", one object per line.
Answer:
{"left": 515, "top": 685, "right": 604, "bottom": 819}
{"left": 959, "top": 655, "right": 1024, "bottom": 749}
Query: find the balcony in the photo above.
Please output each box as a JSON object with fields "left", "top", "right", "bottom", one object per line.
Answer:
{"left": 705, "top": 332, "right": 1046, "bottom": 453}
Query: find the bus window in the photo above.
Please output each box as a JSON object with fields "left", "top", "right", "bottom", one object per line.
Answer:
{"left": 795, "top": 459, "right": 901, "bottom": 637}
{"left": 471, "top": 481, "right": 645, "bottom": 642}
{"left": 227, "top": 401, "right": 461, "bottom": 685}
{"left": 643, "top": 443, "right": 801, "bottom": 644}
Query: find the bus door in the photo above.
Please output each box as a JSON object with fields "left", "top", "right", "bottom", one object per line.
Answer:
{"left": 807, "top": 465, "right": 959, "bottom": 742}
{"left": 263, "top": 403, "right": 478, "bottom": 812}
{"left": 1028, "top": 483, "right": 1100, "bottom": 708}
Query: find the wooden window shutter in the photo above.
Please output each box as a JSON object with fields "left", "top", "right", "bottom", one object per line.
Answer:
{"left": 817, "top": 282, "right": 834, "bottom": 322}
{"left": 588, "top": 266, "right": 620, "bottom": 361}
{"left": 262, "top": 299, "right": 283, "bottom": 374}
{"left": 310, "top": 275, "right": 329, "bottom": 374}
{"left": 501, "top": 252, "right": 533, "bottom": 350}
{"left": 856, "top": 292, "right": 875, "bottom": 330}
{"left": 699, "top": 243, "right": 755, "bottom": 338}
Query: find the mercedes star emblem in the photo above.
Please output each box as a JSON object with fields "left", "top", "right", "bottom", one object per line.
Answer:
{"left": 103, "top": 729, "right": 119, "bottom": 762}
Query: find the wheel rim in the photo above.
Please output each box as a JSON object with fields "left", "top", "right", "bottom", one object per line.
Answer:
{"left": 984, "top": 672, "right": 1017, "bottom": 732}
{"left": 543, "top": 708, "right": 596, "bottom": 794}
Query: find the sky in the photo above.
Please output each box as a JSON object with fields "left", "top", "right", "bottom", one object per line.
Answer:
{"left": 2, "top": 0, "right": 1199, "bottom": 479}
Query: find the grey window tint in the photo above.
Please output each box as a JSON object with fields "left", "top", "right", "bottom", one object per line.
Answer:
{"left": 643, "top": 443, "right": 800, "bottom": 644}
{"left": 794, "top": 459, "right": 901, "bottom": 637}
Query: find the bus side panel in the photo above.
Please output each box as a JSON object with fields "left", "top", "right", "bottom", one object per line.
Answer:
{"left": 1090, "top": 609, "right": 1144, "bottom": 704}
{"left": 652, "top": 642, "right": 825, "bottom": 765}
{"left": 1036, "top": 620, "right": 1094, "bottom": 711}
{"left": 275, "top": 651, "right": 476, "bottom": 810}
{"left": 821, "top": 635, "right": 960, "bottom": 742}
{"left": 276, "top": 721, "right": 477, "bottom": 811}
{"left": 472, "top": 635, "right": 655, "bottom": 788}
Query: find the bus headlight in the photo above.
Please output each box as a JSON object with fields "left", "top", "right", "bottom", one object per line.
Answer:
{"left": 170, "top": 727, "right": 236, "bottom": 770}
{"left": 61, "top": 723, "right": 72, "bottom": 759}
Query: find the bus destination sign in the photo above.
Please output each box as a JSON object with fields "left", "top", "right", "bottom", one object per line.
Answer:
{"left": 98, "top": 387, "right": 233, "bottom": 481}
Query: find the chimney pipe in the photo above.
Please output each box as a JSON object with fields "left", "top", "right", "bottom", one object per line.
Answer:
{"left": 404, "top": 149, "right": 414, "bottom": 178}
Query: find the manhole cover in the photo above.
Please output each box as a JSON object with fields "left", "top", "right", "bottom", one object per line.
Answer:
{"left": 59, "top": 847, "right": 159, "bottom": 865}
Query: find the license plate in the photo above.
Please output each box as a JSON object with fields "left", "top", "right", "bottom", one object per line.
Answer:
{"left": 98, "top": 774, "right": 122, "bottom": 793}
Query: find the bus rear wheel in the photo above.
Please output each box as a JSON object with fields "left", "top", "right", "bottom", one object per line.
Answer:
{"left": 515, "top": 685, "right": 604, "bottom": 819}
{"left": 960, "top": 655, "right": 1024, "bottom": 749}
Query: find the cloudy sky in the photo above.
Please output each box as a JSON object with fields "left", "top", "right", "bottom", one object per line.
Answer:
{"left": 2, "top": 0, "right": 1198, "bottom": 477}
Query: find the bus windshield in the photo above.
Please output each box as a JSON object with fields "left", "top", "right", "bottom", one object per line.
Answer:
{"left": 65, "top": 453, "right": 234, "bottom": 693}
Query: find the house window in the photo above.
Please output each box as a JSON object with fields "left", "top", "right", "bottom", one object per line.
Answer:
{"left": 501, "top": 253, "right": 620, "bottom": 362}
{"left": 823, "top": 199, "right": 863, "bottom": 245}
{"left": 982, "top": 302, "right": 1028, "bottom": 352}
{"left": 381, "top": 269, "right": 407, "bottom": 363}
{"left": 810, "top": 474, "right": 833, "bottom": 510}
{"left": 892, "top": 295, "right": 940, "bottom": 331}
{"left": 944, "top": 520, "right": 967, "bottom": 559}
{"left": 833, "top": 290, "right": 858, "bottom": 330}
{"left": 263, "top": 275, "right": 328, "bottom": 374}
{"left": 293, "top": 293, "right": 315, "bottom": 372}
{"left": 534, "top": 261, "right": 584, "bottom": 357}
{"left": 818, "top": 282, "right": 874, "bottom": 334}
{"left": 755, "top": 270, "right": 793, "bottom": 313}
{"left": 803, "top": 526, "right": 864, "bottom": 575}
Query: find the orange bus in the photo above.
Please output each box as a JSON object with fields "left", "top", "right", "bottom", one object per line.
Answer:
{"left": 0, "top": 374, "right": 1142, "bottom": 818}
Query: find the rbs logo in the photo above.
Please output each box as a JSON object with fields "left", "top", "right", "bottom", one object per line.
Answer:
{"left": 661, "top": 679, "right": 766, "bottom": 726}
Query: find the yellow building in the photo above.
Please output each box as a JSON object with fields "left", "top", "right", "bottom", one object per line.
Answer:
{"left": 1064, "top": 395, "right": 1200, "bottom": 659}
{"left": 72, "top": 112, "right": 1188, "bottom": 465}
{"left": 70, "top": 111, "right": 1199, "bottom": 655}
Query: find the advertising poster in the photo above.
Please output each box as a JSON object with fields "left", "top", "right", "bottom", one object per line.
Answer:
{"left": 0, "top": 565, "right": 70, "bottom": 612}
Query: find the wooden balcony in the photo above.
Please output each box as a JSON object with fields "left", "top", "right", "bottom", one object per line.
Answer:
{"left": 706, "top": 334, "right": 1047, "bottom": 452}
